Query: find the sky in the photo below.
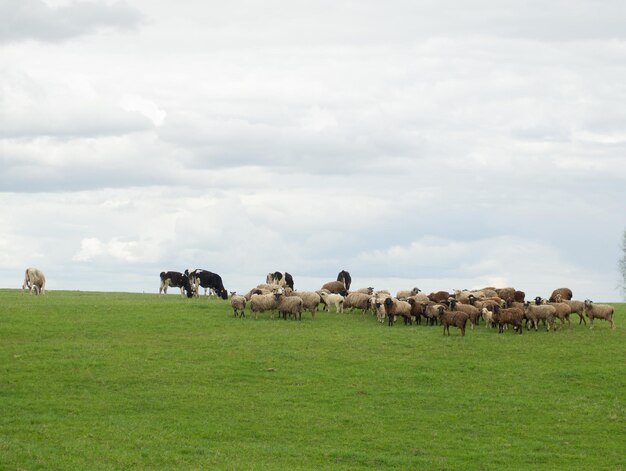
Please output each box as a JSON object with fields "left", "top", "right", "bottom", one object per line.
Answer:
{"left": 1, "top": 0, "right": 625, "bottom": 300}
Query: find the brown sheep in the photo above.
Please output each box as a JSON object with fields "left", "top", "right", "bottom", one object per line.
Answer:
{"left": 495, "top": 287, "right": 516, "bottom": 304}
{"left": 492, "top": 305, "right": 524, "bottom": 334}
{"left": 321, "top": 280, "right": 348, "bottom": 296}
{"left": 514, "top": 290, "right": 526, "bottom": 303}
{"left": 448, "top": 299, "right": 481, "bottom": 329}
{"left": 428, "top": 291, "right": 451, "bottom": 303}
{"left": 549, "top": 288, "right": 573, "bottom": 303}
{"left": 437, "top": 309, "right": 469, "bottom": 336}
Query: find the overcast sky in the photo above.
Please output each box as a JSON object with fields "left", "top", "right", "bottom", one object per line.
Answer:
{"left": 2, "top": 0, "right": 625, "bottom": 300}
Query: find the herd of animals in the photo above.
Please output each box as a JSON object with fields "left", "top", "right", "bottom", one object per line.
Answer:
{"left": 21, "top": 267, "right": 617, "bottom": 335}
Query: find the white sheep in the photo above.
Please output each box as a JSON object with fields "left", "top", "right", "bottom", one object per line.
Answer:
{"left": 344, "top": 292, "right": 373, "bottom": 315}
{"left": 22, "top": 267, "right": 46, "bottom": 295}
{"left": 396, "top": 287, "right": 420, "bottom": 300}
{"left": 523, "top": 302, "right": 557, "bottom": 331}
{"left": 584, "top": 300, "right": 615, "bottom": 330}
{"left": 317, "top": 291, "right": 344, "bottom": 313}
{"left": 381, "top": 297, "right": 412, "bottom": 326}
{"left": 229, "top": 292, "right": 246, "bottom": 317}
{"left": 287, "top": 291, "right": 322, "bottom": 319}
{"left": 561, "top": 299, "right": 587, "bottom": 325}
{"left": 249, "top": 290, "right": 283, "bottom": 320}
{"left": 276, "top": 294, "right": 304, "bottom": 320}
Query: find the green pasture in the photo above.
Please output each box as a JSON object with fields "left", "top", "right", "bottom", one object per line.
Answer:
{"left": 1, "top": 289, "right": 624, "bottom": 470}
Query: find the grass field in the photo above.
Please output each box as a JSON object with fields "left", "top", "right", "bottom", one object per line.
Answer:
{"left": 1, "top": 289, "right": 624, "bottom": 470}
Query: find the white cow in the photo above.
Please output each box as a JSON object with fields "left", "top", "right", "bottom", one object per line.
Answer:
{"left": 23, "top": 267, "right": 46, "bottom": 295}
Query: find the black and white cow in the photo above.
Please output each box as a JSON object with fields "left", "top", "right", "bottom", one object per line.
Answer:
{"left": 265, "top": 271, "right": 294, "bottom": 289}
{"left": 159, "top": 271, "right": 193, "bottom": 298}
{"left": 185, "top": 269, "right": 228, "bottom": 300}
{"left": 336, "top": 270, "right": 352, "bottom": 291}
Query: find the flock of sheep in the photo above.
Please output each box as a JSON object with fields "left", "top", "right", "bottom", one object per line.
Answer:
{"left": 19, "top": 266, "right": 616, "bottom": 335}
{"left": 228, "top": 271, "right": 617, "bottom": 335}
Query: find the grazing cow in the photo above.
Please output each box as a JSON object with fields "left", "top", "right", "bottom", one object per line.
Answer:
{"left": 265, "top": 271, "right": 294, "bottom": 290}
{"left": 22, "top": 267, "right": 46, "bottom": 295}
{"left": 159, "top": 271, "right": 193, "bottom": 298}
{"left": 186, "top": 269, "right": 228, "bottom": 300}
{"left": 336, "top": 270, "right": 352, "bottom": 291}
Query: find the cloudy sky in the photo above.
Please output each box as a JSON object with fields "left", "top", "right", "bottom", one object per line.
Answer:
{"left": 2, "top": 0, "right": 625, "bottom": 300}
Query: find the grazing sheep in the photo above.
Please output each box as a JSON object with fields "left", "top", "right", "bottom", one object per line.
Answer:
{"left": 381, "top": 297, "right": 412, "bottom": 326}
{"left": 437, "top": 308, "right": 469, "bottom": 336}
{"left": 229, "top": 292, "right": 246, "bottom": 317}
{"left": 428, "top": 291, "right": 451, "bottom": 303}
{"left": 448, "top": 299, "right": 481, "bottom": 329}
{"left": 318, "top": 291, "right": 344, "bottom": 313}
{"left": 549, "top": 288, "right": 573, "bottom": 303}
{"left": 276, "top": 292, "right": 304, "bottom": 320}
{"left": 374, "top": 289, "right": 391, "bottom": 297}
{"left": 22, "top": 267, "right": 46, "bottom": 295}
{"left": 336, "top": 270, "right": 352, "bottom": 290}
{"left": 396, "top": 287, "right": 420, "bottom": 300}
{"left": 561, "top": 299, "right": 587, "bottom": 325}
{"left": 584, "top": 300, "right": 615, "bottom": 330}
{"left": 523, "top": 302, "right": 557, "bottom": 332}
{"left": 250, "top": 291, "right": 283, "bottom": 320}
{"left": 321, "top": 280, "right": 348, "bottom": 296}
{"left": 344, "top": 292, "right": 373, "bottom": 315}
{"left": 492, "top": 305, "right": 524, "bottom": 334}
{"left": 288, "top": 291, "right": 321, "bottom": 319}
{"left": 354, "top": 287, "right": 374, "bottom": 295}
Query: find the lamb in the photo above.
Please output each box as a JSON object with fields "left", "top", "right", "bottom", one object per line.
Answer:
{"left": 549, "top": 288, "right": 573, "bottom": 303}
{"left": 22, "top": 267, "right": 46, "bottom": 295}
{"left": 492, "top": 305, "right": 524, "bottom": 334}
{"left": 321, "top": 280, "right": 348, "bottom": 296}
{"left": 275, "top": 292, "right": 304, "bottom": 320}
{"left": 436, "top": 308, "right": 469, "bottom": 336}
{"left": 318, "top": 291, "right": 344, "bottom": 313}
{"left": 523, "top": 302, "right": 557, "bottom": 332}
{"left": 381, "top": 297, "right": 412, "bottom": 326}
{"left": 481, "top": 307, "right": 496, "bottom": 328}
{"left": 396, "top": 287, "right": 420, "bottom": 300}
{"left": 561, "top": 299, "right": 587, "bottom": 325}
{"left": 584, "top": 300, "right": 615, "bottom": 330}
{"left": 229, "top": 292, "right": 246, "bottom": 317}
{"left": 344, "top": 292, "right": 373, "bottom": 315}
{"left": 249, "top": 291, "right": 283, "bottom": 320}
{"left": 448, "top": 299, "right": 481, "bottom": 329}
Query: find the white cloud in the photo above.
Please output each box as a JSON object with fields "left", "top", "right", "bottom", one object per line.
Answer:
{"left": 1, "top": 1, "right": 625, "bottom": 300}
